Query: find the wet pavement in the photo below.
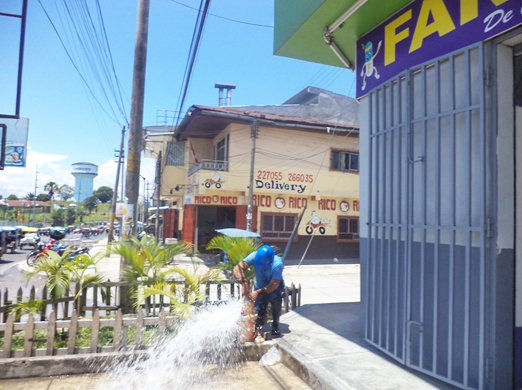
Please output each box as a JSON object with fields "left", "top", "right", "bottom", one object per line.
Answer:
{"left": 0, "top": 361, "right": 311, "bottom": 390}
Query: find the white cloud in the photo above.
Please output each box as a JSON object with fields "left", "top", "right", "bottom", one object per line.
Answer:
{"left": 95, "top": 158, "right": 156, "bottom": 202}
{"left": 95, "top": 159, "right": 119, "bottom": 189}
{"left": 0, "top": 148, "right": 157, "bottom": 201}
{"left": 0, "top": 148, "right": 69, "bottom": 198}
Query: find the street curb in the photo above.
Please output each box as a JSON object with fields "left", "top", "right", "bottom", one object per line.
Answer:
{"left": 0, "top": 341, "right": 275, "bottom": 379}
{"left": 276, "top": 339, "right": 357, "bottom": 390}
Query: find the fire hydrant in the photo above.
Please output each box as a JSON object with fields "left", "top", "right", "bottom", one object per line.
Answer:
{"left": 241, "top": 299, "right": 264, "bottom": 342}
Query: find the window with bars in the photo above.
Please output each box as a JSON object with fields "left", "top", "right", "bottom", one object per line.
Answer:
{"left": 331, "top": 150, "right": 359, "bottom": 172}
{"left": 338, "top": 217, "right": 359, "bottom": 242}
{"left": 214, "top": 134, "right": 229, "bottom": 163}
{"left": 166, "top": 141, "right": 185, "bottom": 166}
{"left": 261, "top": 213, "right": 296, "bottom": 240}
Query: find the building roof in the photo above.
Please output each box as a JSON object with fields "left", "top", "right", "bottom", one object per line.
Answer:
{"left": 231, "top": 87, "right": 359, "bottom": 126}
{"left": 175, "top": 87, "right": 359, "bottom": 140}
{"left": 2, "top": 200, "right": 51, "bottom": 208}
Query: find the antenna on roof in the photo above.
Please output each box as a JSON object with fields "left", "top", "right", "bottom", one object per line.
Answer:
{"left": 215, "top": 83, "right": 236, "bottom": 107}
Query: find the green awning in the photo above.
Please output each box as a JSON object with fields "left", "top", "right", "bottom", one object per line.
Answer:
{"left": 274, "top": 0, "right": 411, "bottom": 68}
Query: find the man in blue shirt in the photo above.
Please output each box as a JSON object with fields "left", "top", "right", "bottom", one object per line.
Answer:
{"left": 233, "top": 245, "right": 285, "bottom": 338}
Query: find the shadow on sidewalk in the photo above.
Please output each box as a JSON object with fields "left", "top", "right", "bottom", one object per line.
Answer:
{"left": 284, "top": 302, "right": 361, "bottom": 339}
{"left": 284, "top": 258, "right": 360, "bottom": 266}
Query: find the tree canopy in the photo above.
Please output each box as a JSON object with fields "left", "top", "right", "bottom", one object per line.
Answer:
{"left": 36, "top": 193, "right": 51, "bottom": 202}
{"left": 58, "top": 184, "right": 75, "bottom": 201}
{"left": 44, "top": 182, "right": 59, "bottom": 199}
{"left": 66, "top": 207, "right": 77, "bottom": 225}
{"left": 51, "top": 208, "right": 65, "bottom": 226}
{"left": 83, "top": 196, "right": 98, "bottom": 214}
{"left": 94, "top": 186, "right": 114, "bottom": 203}
{"left": 7, "top": 194, "right": 18, "bottom": 200}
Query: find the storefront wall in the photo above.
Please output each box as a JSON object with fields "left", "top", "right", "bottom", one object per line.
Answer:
{"left": 181, "top": 124, "right": 360, "bottom": 259}
{"left": 272, "top": 0, "right": 522, "bottom": 388}
{"left": 356, "top": 8, "right": 522, "bottom": 390}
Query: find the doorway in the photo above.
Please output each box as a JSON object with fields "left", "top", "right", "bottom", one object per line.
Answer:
{"left": 196, "top": 205, "right": 236, "bottom": 253}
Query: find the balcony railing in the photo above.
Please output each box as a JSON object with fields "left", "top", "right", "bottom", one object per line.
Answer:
{"left": 189, "top": 159, "right": 228, "bottom": 176}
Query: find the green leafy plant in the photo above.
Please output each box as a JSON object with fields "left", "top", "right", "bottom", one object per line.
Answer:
{"left": 205, "top": 235, "right": 262, "bottom": 281}
{"left": 110, "top": 235, "right": 193, "bottom": 290}
{"left": 110, "top": 234, "right": 220, "bottom": 316}
{"left": 13, "top": 248, "right": 105, "bottom": 319}
{"left": 136, "top": 264, "right": 222, "bottom": 320}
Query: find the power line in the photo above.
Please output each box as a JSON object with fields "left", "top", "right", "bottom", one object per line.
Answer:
{"left": 169, "top": 0, "right": 273, "bottom": 28}
{"left": 37, "top": 0, "right": 129, "bottom": 128}
{"left": 161, "top": 0, "right": 211, "bottom": 177}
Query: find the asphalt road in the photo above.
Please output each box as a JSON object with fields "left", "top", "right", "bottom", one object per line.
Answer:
{"left": 0, "top": 243, "right": 44, "bottom": 294}
{"left": 0, "top": 232, "right": 106, "bottom": 296}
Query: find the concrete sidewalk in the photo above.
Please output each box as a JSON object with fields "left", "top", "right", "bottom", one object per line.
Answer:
{"left": 272, "top": 259, "right": 456, "bottom": 390}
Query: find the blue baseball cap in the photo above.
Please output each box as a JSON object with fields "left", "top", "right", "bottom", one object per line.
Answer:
{"left": 254, "top": 246, "right": 274, "bottom": 269}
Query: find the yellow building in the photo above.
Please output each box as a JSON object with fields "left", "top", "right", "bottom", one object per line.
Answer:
{"left": 151, "top": 92, "right": 360, "bottom": 260}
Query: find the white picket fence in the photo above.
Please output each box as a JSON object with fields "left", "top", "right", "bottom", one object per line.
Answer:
{"left": 1, "top": 308, "right": 175, "bottom": 358}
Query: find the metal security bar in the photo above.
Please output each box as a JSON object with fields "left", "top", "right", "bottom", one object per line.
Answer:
{"left": 365, "top": 43, "right": 488, "bottom": 390}
{"left": 366, "top": 71, "right": 409, "bottom": 364}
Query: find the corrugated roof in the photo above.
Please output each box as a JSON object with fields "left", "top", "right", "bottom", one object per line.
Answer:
{"left": 3, "top": 200, "right": 51, "bottom": 207}
{"left": 191, "top": 105, "right": 359, "bottom": 130}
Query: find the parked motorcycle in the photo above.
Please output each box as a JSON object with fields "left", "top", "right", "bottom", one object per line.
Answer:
{"left": 26, "top": 241, "right": 90, "bottom": 266}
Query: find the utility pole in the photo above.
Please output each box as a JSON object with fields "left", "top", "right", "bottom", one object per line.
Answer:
{"left": 32, "top": 164, "right": 38, "bottom": 225}
{"left": 247, "top": 119, "right": 258, "bottom": 232}
{"left": 145, "top": 180, "right": 151, "bottom": 223}
{"left": 78, "top": 183, "right": 84, "bottom": 223}
{"left": 126, "top": 0, "right": 150, "bottom": 237}
{"left": 121, "top": 152, "right": 125, "bottom": 202}
{"left": 140, "top": 175, "right": 146, "bottom": 227}
{"left": 108, "top": 126, "right": 126, "bottom": 243}
{"left": 154, "top": 151, "right": 162, "bottom": 239}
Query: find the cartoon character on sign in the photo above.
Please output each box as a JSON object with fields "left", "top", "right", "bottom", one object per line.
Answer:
{"left": 203, "top": 171, "right": 225, "bottom": 188}
{"left": 360, "top": 40, "right": 382, "bottom": 91}
{"left": 340, "top": 200, "right": 350, "bottom": 212}
{"left": 305, "top": 210, "right": 328, "bottom": 235}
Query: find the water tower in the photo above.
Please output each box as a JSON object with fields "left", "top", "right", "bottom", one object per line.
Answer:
{"left": 71, "top": 162, "right": 98, "bottom": 202}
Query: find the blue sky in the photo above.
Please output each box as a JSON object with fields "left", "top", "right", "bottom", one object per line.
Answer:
{"left": 0, "top": 0, "right": 355, "bottom": 201}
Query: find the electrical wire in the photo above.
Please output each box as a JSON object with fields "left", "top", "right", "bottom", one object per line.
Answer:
{"left": 161, "top": 0, "right": 211, "bottom": 177}
{"left": 38, "top": 0, "right": 129, "bottom": 128}
{"left": 169, "top": 0, "right": 273, "bottom": 28}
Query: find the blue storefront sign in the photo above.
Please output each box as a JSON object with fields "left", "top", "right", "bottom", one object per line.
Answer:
{"left": 356, "top": 0, "right": 522, "bottom": 98}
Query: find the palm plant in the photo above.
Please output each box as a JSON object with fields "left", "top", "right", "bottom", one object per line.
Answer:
{"left": 206, "top": 235, "right": 262, "bottom": 281}
{"left": 111, "top": 235, "right": 193, "bottom": 290}
{"left": 66, "top": 252, "right": 106, "bottom": 300}
{"left": 111, "top": 235, "right": 218, "bottom": 315}
{"left": 137, "top": 266, "right": 223, "bottom": 319}
{"left": 44, "top": 182, "right": 59, "bottom": 199}
{"left": 14, "top": 248, "right": 105, "bottom": 319}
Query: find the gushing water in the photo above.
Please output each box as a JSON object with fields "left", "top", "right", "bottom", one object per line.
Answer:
{"left": 101, "top": 300, "right": 245, "bottom": 390}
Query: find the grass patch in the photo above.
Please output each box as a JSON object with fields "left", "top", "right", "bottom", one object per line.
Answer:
{"left": 0, "top": 323, "right": 178, "bottom": 350}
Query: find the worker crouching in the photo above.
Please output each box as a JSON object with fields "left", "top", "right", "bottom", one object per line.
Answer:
{"left": 233, "top": 245, "right": 284, "bottom": 338}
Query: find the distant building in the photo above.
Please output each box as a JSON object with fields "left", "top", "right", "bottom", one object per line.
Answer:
{"left": 144, "top": 87, "right": 360, "bottom": 259}
{"left": 71, "top": 162, "right": 98, "bottom": 203}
